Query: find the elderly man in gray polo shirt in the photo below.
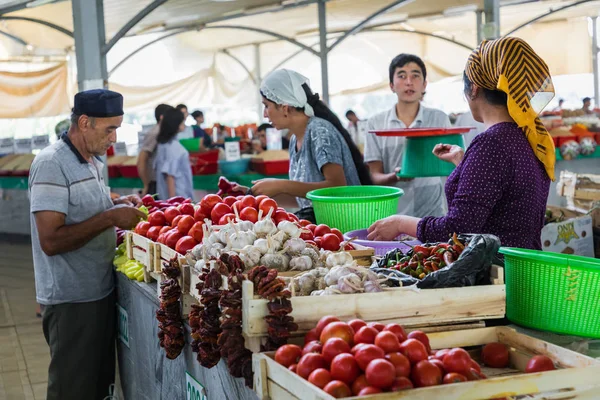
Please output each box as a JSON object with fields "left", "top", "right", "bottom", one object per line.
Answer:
{"left": 365, "top": 54, "right": 450, "bottom": 218}
{"left": 29, "top": 89, "right": 145, "bottom": 400}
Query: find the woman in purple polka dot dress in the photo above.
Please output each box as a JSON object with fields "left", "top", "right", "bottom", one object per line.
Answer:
{"left": 367, "top": 37, "right": 555, "bottom": 250}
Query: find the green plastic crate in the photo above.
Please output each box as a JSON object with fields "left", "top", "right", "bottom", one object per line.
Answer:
{"left": 399, "top": 134, "right": 464, "bottom": 178}
{"left": 500, "top": 247, "right": 600, "bottom": 338}
{"left": 306, "top": 186, "right": 403, "bottom": 233}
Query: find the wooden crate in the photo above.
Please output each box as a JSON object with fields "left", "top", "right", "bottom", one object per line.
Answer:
{"left": 126, "top": 232, "right": 154, "bottom": 272}
{"left": 242, "top": 266, "right": 505, "bottom": 339}
{"left": 253, "top": 326, "right": 600, "bottom": 400}
{"left": 347, "top": 243, "right": 374, "bottom": 267}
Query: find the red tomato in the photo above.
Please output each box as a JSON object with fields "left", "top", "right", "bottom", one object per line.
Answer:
{"left": 175, "top": 236, "right": 196, "bottom": 254}
{"left": 481, "top": 342, "right": 510, "bottom": 368}
{"left": 148, "top": 211, "right": 166, "bottom": 227}
{"left": 348, "top": 319, "right": 367, "bottom": 333}
{"left": 320, "top": 322, "right": 354, "bottom": 346}
{"left": 287, "top": 213, "right": 299, "bottom": 222}
{"left": 385, "top": 352, "right": 411, "bottom": 378}
{"left": 308, "top": 368, "right": 331, "bottom": 389}
{"left": 304, "top": 328, "right": 319, "bottom": 345}
{"left": 314, "top": 237, "right": 322, "bottom": 248}
{"left": 273, "top": 210, "right": 290, "bottom": 225}
{"left": 323, "top": 380, "right": 352, "bottom": 398}
{"left": 193, "top": 206, "right": 207, "bottom": 223}
{"left": 258, "top": 198, "right": 278, "bottom": 215}
{"left": 218, "top": 213, "right": 236, "bottom": 225}
{"left": 288, "top": 364, "right": 297, "bottom": 373}
{"left": 159, "top": 226, "right": 171, "bottom": 236}
{"left": 236, "top": 195, "right": 244, "bottom": 200}
{"left": 411, "top": 360, "right": 442, "bottom": 387}
{"left": 187, "top": 222, "right": 203, "bottom": 243}
{"left": 240, "top": 195, "right": 257, "bottom": 209}
{"left": 315, "top": 316, "right": 340, "bottom": 336}
{"left": 306, "top": 224, "right": 317, "bottom": 233}
{"left": 375, "top": 331, "right": 401, "bottom": 353}
{"left": 298, "top": 219, "right": 312, "bottom": 227}
{"left": 354, "top": 326, "right": 378, "bottom": 345}
{"left": 305, "top": 240, "right": 317, "bottom": 247}
{"left": 275, "top": 344, "right": 303, "bottom": 368}
{"left": 240, "top": 207, "right": 259, "bottom": 223}
{"left": 465, "top": 368, "right": 487, "bottom": 381}
{"left": 351, "top": 375, "right": 369, "bottom": 396}
{"left": 314, "top": 224, "right": 331, "bottom": 237}
{"left": 322, "top": 338, "right": 351, "bottom": 364}
{"left": 302, "top": 341, "right": 323, "bottom": 355}
{"left": 434, "top": 349, "right": 450, "bottom": 361}
{"left": 354, "top": 344, "right": 385, "bottom": 371}
{"left": 365, "top": 359, "right": 395, "bottom": 389}
{"left": 359, "top": 386, "right": 382, "bottom": 395}
{"left": 171, "top": 215, "right": 184, "bottom": 228}
{"left": 165, "top": 229, "right": 183, "bottom": 249}
{"left": 344, "top": 243, "right": 355, "bottom": 251}
{"left": 330, "top": 353, "right": 360, "bottom": 384}
{"left": 231, "top": 201, "right": 243, "bottom": 214}
{"left": 383, "top": 324, "right": 408, "bottom": 343}
{"left": 443, "top": 372, "right": 468, "bottom": 384}
{"left": 156, "top": 233, "right": 167, "bottom": 244}
{"left": 351, "top": 343, "right": 369, "bottom": 355}
{"left": 164, "top": 207, "right": 181, "bottom": 225}
{"left": 211, "top": 203, "right": 232, "bottom": 224}
{"left": 297, "top": 353, "right": 327, "bottom": 379}
{"left": 525, "top": 355, "right": 555, "bottom": 373}
{"left": 178, "top": 203, "right": 194, "bottom": 216}
{"left": 254, "top": 195, "right": 268, "bottom": 205}
{"left": 408, "top": 331, "right": 431, "bottom": 353}
{"left": 430, "top": 358, "right": 446, "bottom": 375}
{"left": 443, "top": 348, "right": 472, "bottom": 375}
{"left": 390, "top": 376, "right": 414, "bottom": 391}
{"left": 321, "top": 233, "right": 341, "bottom": 251}
{"left": 330, "top": 228, "right": 344, "bottom": 242}
{"left": 399, "top": 339, "right": 429, "bottom": 365}
{"left": 147, "top": 225, "right": 162, "bottom": 241}
{"left": 299, "top": 230, "right": 314, "bottom": 241}
{"left": 177, "top": 215, "right": 195, "bottom": 235}
{"left": 222, "top": 196, "right": 237, "bottom": 207}
{"left": 200, "top": 194, "right": 222, "bottom": 215}
{"left": 135, "top": 221, "right": 151, "bottom": 237}
{"left": 368, "top": 322, "right": 385, "bottom": 332}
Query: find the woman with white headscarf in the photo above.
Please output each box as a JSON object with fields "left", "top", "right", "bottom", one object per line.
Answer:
{"left": 238, "top": 69, "right": 372, "bottom": 221}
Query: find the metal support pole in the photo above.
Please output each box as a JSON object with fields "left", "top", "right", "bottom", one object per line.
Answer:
{"left": 475, "top": 10, "right": 483, "bottom": 44}
{"left": 483, "top": 0, "right": 500, "bottom": 40}
{"left": 254, "top": 44, "right": 263, "bottom": 122}
{"left": 318, "top": 0, "right": 329, "bottom": 104}
{"left": 71, "top": 0, "right": 107, "bottom": 90}
{"left": 593, "top": 16, "right": 599, "bottom": 108}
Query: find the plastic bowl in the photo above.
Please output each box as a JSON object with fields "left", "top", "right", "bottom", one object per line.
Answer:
{"left": 400, "top": 134, "right": 465, "bottom": 178}
{"left": 343, "top": 229, "right": 421, "bottom": 256}
{"left": 219, "top": 158, "right": 250, "bottom": 176}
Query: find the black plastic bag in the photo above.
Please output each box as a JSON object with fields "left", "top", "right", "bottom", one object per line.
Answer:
{"left": 369, "top": 267, "right": 419, "bottom": 287}
{"left": 295, "top": 207, "right": 316, "bottom": 224}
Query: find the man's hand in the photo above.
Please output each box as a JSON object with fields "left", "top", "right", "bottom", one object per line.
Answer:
{"left": 113, "top": 194, "right": 142, "bottom": 207}
{"left": 107, "top": 205, "right": 146, "bottom": 229}
{"left": 251, "top": 179, "right": 283, "bottom": 197}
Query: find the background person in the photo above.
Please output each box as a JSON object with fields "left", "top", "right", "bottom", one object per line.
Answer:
{"left": 137, "top": 104, "right": 173, "bottom": 196}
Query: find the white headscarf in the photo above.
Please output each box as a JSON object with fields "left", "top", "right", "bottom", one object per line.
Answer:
{"left": 260, "top": 69, "right": 315, "bottom": 117}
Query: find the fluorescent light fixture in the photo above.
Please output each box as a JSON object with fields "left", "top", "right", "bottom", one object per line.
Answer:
{"left": 443, "top": 4, "right": 478, "bottom": 17}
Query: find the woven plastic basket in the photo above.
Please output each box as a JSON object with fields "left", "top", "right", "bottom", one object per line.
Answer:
{"left": 399, "top": 134, "right": 464, "bottom": 178}
{"left": 500, "top": 247, "right": 600, "bottom": 338}
{"left": 343, "top": 229, "right": 421, "bottom": 256}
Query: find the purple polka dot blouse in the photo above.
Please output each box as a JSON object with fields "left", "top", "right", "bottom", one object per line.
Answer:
{"left": 417, "top": 122, "right": 550, "bottom": 250}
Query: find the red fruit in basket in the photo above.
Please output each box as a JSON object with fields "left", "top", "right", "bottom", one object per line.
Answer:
{"left": 365, "top": 359, "right": 395, "bottom": 389}
{"left": 308, "top": 368, "right": 332, "bottom": 389}
{"left": 300, "top": 230, "right": 314, "bottom": 241}
{"left": 443, "top": 348, "right": 472, "bottom": 374}
{"left": 368, "top": 322, "right": 385, "bottom": 332}
{"left": 320, "top": 322, "right": 354, "bottom": 346}
{"left": 316, "top": 316, "right": 340, "bottom": 336}
{"left": 177, "top": 215, "right": 195, "bottom": 235}
{"left": 288, "top": 364, "right": 297, "bottom": 373}
{"left": 200, "top": 194, "right": 222, "bottom": 215}
{"left": 231, "top": 201, "right": 243, "bottom": 214}
{"left": 273, "top": 210, "right": 289, "bottom": 225}
{"left": 354, "top": 344, "right": 385, "bottom": 371}
{"left": 258, "top": 198, "right": 278, "bottom": 215}
{"left": 348, "top": 319, "right": 367, "bottom": 333}
{"left": 359, "top": 386, "right": 382, "bottom": 395}
{"left": 171, "top": 214, "right": 184, "bottom": 228}
{"left": 390, "top": 376, "right": 414, "bottom": 391}
{"left": 351, "top": 375, "right": 369, "bottom": 395}
{"left": 344, "top": 243, "right": 356, "bottom": 251}
{"left": 146, "top": 226, "right": 162, "bottom": 241}
{"left": 323, "top": 380, "right": 352, "bottom": 398}
{"left": 178, "top": 203, "right": 194, "bottom": 216}
{"left": 134, "top": 221, "right": 151, "bottom": 237}
{"left": 465, "top": 368, "right": 487, "bottom": 381}
{"left": 430, "top": 358, "right": 446, "bottom": 375}
{"left": 164, "top": 207, "right": 181, "bottom": 225}
{"left": 211, "top": 203, "right": 232, "bottom": 224}
{"left": 383, "top": 324, "right": 408, "bottom": 343}
{"left": 411, "top": 360, "right": 442, "bottom": 387}
{"left": 354, "top": 326, "right": 378, "bottom": 345}
{"left": 240, "top": 195, "right": 257, "bottom": 209}
{"left": 314, "top": 237, "right": 322, "bottom": 248}
{"left": 482, "top": 342, "right": 510, "bottom": 368}
{"left": 525, "top": 355, "right": 555, "bottom": 373}
{"left": 297, "top": 353, "right": 327, "bottom": 379}
{"left": 385, "top": 352, "right": 411, "bottom": 378}
{"left": 255, "top": 195, "right": 268, "bottom": 205}
{"left": 314, "top": 224, "right": 331, "bottom": 237}
{"left": 443, "top": 372, "right": 468, "bottom": 384}
{"left": 322, "top": 338, "right": 351, "bottom": 363}
{"left": 305, "top": 240, "right": 317, "bottom": 247}
{"left": 399, "top": 339, "right": 429, "bottom": 365}
{"left": 304, "top": 328, "right": 319, "bottom": 345}
{"left": 330, "top": 353, "right": 360, "bottom": 384}
{"left": 187, "top": 222, "right": 203, "bottom": 243}
{"left": 240, "top": 207, "right": 259, "bottom": 223}
{"left": 193, "top": 206, "right": 207, "bottom": 222}
{"left": 408, "top": 330, "right": 431, "bottom": 353}
{"left": 303, "top": 341, "right": 323, "bottom": 355}
{"left": 275, "top": 344, "right": 303, "bottom": 367}
{"left": 321, "top": 233, "right": 341, "bottom": 251}
{"left": 147, "top": 211, "right": 166, "bottom": 227}
{"left": 287, "top": 213, "right": 299, "bottom": 222}
{"left": 156, "top": 233, "right": 166, "bottom": 244}
{"left": 299, "top": 219, "right": 312, "bottom": 227}
{"left": 351, "top": 343, "right": 369, "bottom": 355}
{"left": 375, "top": 331, "right": 401, "bottom": 353}
{"left": 434, "top": 349, "right": 450, "bottom": 361}
{"left": 159, "top": 226, "right": 171, "bottom": 235}
{"left": 222, "top": 196, "right": 237, "bottom": 207}
{"left": 218, "top": 213, "right": 236, "bottom": 225}
{"left": 330, "top": 228, "right": 344, "bottom": 242}
{"left": 306, "top": 224, "right": 317, "bottom": 233}
{"left": 165, "top": 229, "right": 183, "bottom": 249}
{"left": 175, "top": 236, "right": 196, "bottom": 254}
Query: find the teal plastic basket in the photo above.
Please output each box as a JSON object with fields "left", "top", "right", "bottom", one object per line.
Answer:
{"left": 500, "top": 247, "right": 600, "bottom": 338}
{"left": 399, "top": 134, "right": 464, "bottom": 178}
{"left": 306, "top": 186, "right": 403, "bottom": 233}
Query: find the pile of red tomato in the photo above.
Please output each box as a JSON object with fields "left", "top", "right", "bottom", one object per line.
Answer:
{"left": 274, "top": 316, "right": 556, "bottom": 398}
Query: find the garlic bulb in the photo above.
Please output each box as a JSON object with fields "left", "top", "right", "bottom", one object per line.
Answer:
{"left": 289, "top": 255, "right": 313, "bottom": 271}
{"left": 284, "top": 238, "right": 306, "bottom": 255}
{"left": 337, "top": 273, "right": 364, "bottom": 294}
{"left": 326, "top": 251, "right": 353, "bottom": 268}
{"left": 277, "top": 221, "right": 301, "bottom": 238}
{"left": 253, "top": 238, "right": 269, "bottom": 255}
{"left": 254, "top": 208, "right": 277, "bottom": 237}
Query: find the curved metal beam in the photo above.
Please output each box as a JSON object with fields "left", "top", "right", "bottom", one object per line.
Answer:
{"left": 104, "top": 0, "right": 168, "bottom": 54}
{"left": 504, "top": 0, "right": 593, "bottom": 37}
{"left": 368, "top": 29, "right": 473, "bottom": 51}
{"left": 0, "top": 29, "right": 27, "bottom": 46}
{"left": 219, "top": 49, "right": 256, "bottom": 84}
{"left": 268, "top": 42, "right": 319, "bottom": 75}
{"left": 328, "top": 0, "right": 412, "bottom": 52}
{"left": 0, "top": 16, "right": 73, "bottom": 37}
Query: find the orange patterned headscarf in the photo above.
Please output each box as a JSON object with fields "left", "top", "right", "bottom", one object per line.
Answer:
{"left": 465, "top": 37, "right": 556, "bottom": 180}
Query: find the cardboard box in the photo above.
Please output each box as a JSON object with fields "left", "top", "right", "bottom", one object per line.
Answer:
{"left": 542, "top": 207, "right": 594, "bottom": 257}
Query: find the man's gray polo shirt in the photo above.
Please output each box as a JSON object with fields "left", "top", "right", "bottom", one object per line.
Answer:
{"left": 29, "top": 135, "right": 116, "bottom": 305}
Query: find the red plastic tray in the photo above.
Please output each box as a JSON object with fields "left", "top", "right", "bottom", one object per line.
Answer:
{"left": 251, "top": 159, "right": 289, "bottom": 176}
{"left": 369, "top": 127, "right": 473, "bottom": 137}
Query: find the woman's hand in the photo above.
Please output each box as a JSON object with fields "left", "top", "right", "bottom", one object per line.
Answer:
{"left": 433, "top": 144, "right": 464, "bottom": 166}
{"left": 231, "top": 184, "right": 250, "bottom": 194}
{"left": 367, "top": 215, "right": 420, "bottom": 241}
{"left": 250, "top": 179, "right": 284, "bottom": 198}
